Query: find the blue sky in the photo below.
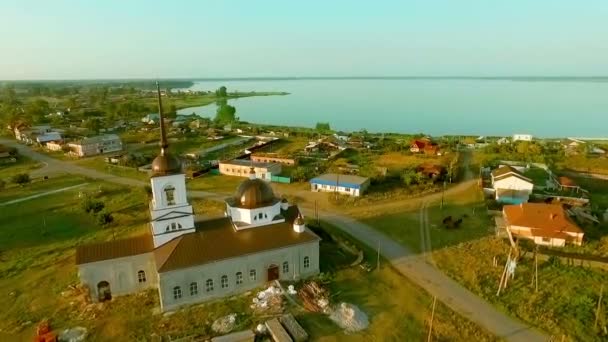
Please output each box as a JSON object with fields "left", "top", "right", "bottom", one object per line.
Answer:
{"left": 0, "top": 0, "right": 607, "bottom": 79}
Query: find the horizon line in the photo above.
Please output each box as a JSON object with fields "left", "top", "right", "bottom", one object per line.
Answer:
{"left": 2, "top": 75, "right": 608, "bottom": 83}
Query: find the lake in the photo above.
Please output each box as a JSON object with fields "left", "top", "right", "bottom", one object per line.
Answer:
{"left": 176, "top": 78, "right": 608, "bottom": 138}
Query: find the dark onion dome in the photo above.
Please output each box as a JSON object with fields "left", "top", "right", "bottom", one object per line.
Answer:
{"left": 233, "top": 178, "right": 277, "bottom": 209}
{"left": 151, "top": 153, "right": 181, "bottom": 176}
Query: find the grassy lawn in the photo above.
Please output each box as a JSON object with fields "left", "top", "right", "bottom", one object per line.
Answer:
{"left": 298, "top": 221, "right": 498, "bottom": 341}
{"left": 434, "top": 237, "right": 608, "bottom": 341}
{"left": 374, "top": 151, "right": 450, "bottom": 173}
{"left": 0, "top": 180, "right": 151, "bottom": 339}
{"left": 558, "top": 155, "right": 608, "bottom": 175}
{"left": 0, "top": 156, "right": 43, "bottom": 181}
{"left": 71, "top": 156, "right": 149, "bottom": 181}
{"left": 0, "top": 175, "right": 88, "bottom": 203}
{"left": 361, "top": 183, "right": 492, "bottom": 253}
{"left": 523, "top": 167, "right": 549, "bottom": 187}
{"left": 187, "top": 174, "right": 243, "bottom": 194}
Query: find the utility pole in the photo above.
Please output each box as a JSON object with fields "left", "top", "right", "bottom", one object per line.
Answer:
{"left": 595, "top": 284, "right": 604, "bottom": 328}
{"left": 440, "top": 181, "right": 446, "bottom": 210}
{"left": 377, "top": 241, "right": 381, "bottom": 271}
{"left": 427, "top": 296, "right": 437, "bottom": 342}
{"left": 535, "top": 246, "right": 539, "bottom": 293}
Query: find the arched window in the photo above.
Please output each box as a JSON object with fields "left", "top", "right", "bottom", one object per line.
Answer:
{"left": 190, "top": 282, "right": 198, "bottom": 296}
{"left": 249, "top": 269, "right": 257, "bottom": 281}
{"left": 282, "top": 261, "right": 289, "bottom": 274}
{"left": 206, "top": 279, "right": 214, "bottom": 292}
{"left": 173, "top": 286, "right": 182, "bottom": 300}
{"left": 164, "top": 185, "right": 176, "bottom": 206}
{"left": 236, "top": 272, "right": 243, "bottom": 285}
{"left": 264, "top": 213, "right": 268, "bottom": 219}
{"left": 137, "top": 270, "right": 146, "bottom": 283}
{"left": 221, "top": 275, "right": 228, "bottom": 289}
{"left": 303, "top": 256, "right": 310, "bottom": 269}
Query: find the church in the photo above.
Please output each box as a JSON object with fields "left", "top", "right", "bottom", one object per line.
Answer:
{"left": 75, "top": 84, "right": 320, "bottom": 312}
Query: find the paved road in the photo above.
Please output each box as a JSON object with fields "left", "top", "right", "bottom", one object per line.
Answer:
{"left": 2, "top": 139, "right": 548, "bottom": 341}
{"left": 311, "top": 210, "right": 547, "bottom": 342}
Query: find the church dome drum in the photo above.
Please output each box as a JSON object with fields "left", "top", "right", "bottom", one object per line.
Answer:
{"left": 234, "top": 178, "right": 276, "bottom": 209}
{"left": 151, "top": 154, "right": 181, "bottom": 176}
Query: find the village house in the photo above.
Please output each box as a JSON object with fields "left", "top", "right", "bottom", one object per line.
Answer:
{"left": 36, "top": 131, "right": 62, "bottom": 145}
{"left": 503, "top": 203, "right": 584, "bottom": 247}
{"left": 251, "top": 153, "right": 297, "bottom": 166}
{"left": 219, "top": 159, "right": 282, "bottom": 181}
{"left": 491, "top": 165, "right": 534, "bottom": 204}
{"left": 75, "top": 88, "right": 319, "bottom": 312}
{"left": 304, "top": 137, "right": 346, "bottom": 154}
{"left": 14, "top": 124, "right": 54, "bottom": 144}
{"left": 45, "top": 141, "right": 65, "bottom": 152}
{"left": 410, "top": 138, "right": 440, "bottom": 155}
{"left": 310, "top": 173, "right": 370, "bottom": 197}
{"left": 67, "top": 134, "right": 123, "bottom": 157}
{"left": 512, "top": 134, "right": 533, "bottom": 142}
{"left": 562, "top": 138, "right": 586, "bottom": 155}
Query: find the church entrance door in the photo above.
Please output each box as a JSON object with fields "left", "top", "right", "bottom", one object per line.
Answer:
{"left": 97, "top": 281, "right": 112, "bottom": 302}
{"left": 267, "top": 265, "right": 279, "bottom": 281}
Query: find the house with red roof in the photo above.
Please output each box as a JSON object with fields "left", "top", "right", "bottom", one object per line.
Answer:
{"left": 503, "top": 203, "right": 584, "bottom": 247}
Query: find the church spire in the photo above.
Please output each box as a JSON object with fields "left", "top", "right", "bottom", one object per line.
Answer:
{"left": 156, "top": 81, "right": 169, "bottom": 156}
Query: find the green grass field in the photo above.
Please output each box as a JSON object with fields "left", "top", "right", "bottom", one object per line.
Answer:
{"left": 298, "top": 221, "right": 498, "bottom": 342}
{"left": 434, "top": 237, "right": 608, "bottom": 341}
{"left": 523, "top": 167, "right": 550, "bottom": 187}
{"left": 0, "top": 156, "right": 43, "bottom": 181}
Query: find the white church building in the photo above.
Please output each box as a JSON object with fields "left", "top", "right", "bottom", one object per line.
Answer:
{"left": 75, "top": 84, "right": 320, "bottom": 312}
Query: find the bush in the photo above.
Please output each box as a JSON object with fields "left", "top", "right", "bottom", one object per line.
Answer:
{"left": 82, "top": 197, "right": 105, "bottom": 214}
{"left": 11, "top": 173, "right": 30, "bottom": 185}
{"left": 96, "top": 210, "right": 114, "bottom": 226}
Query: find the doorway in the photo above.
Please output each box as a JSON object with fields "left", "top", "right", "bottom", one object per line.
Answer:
{"left": 267, "top": 265, "right": 279, "bottom": 281}
{"left": 97, "top": 281, "right": 112, "bottom": 302}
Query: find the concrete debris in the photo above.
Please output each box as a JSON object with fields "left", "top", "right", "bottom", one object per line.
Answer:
{"left": 211, "top": 314, "right": 237, "bottom": 334}
{"left": 329, "top": 302, "right": 369, "bottom": 333}
{"left": 58, "top": 327, "right": 88, "bottom": 342}
{"left": 251, "top": 285, "right": 283, "bottom": 312}
{"left": 255, "top": 323, "right": 267, "bottom": 334}
{"left": 287, "top": 285, "right": 297, "bottom": 295}
{"left": 298, "top": 281, "right": 329, "bottom": 313}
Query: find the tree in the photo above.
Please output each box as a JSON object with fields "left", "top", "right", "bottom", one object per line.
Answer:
{"left": 316, "top": 122, "right": 331, "bottom": 132}
{"left": 215, "top": 86, "right": 227, "bottom": 97}
{"left": 84, "top": 118, "right": 102, "bottom": 134}
{"left": 82, "top": 197, "right": 105, "bottom": 214}
{"left": 11, "top": 173, "right": 30, "bottom": 186}
{"left": 214, "top": 101, "right": 237, "bottom": 124}
{"left": 96, "top": 210, "right": 114, "bottom": 226}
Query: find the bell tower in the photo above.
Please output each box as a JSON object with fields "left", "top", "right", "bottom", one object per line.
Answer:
{"left": 148, "top": 82, "right": 195, "bottom": 247}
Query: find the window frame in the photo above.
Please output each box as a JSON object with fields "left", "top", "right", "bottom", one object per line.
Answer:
{"left": 249, "top": 269, "right": 257, "bottom": 281}
{"left": 137, "top": 270, "right": 146, "bottom": 283}
{"left": 303, "top": 256, "right": 310, "bottom": 269}
{"left": 221, "top": 275, "right": 229, "bottom": 289}
{"left": 190, "top": 282, "right": 198, "bottom": 296}
{"left": 282, "top": 261, "right": 289, "bottom": 274}
{"left": 173, "top": 286, "right": 182, "bottom": 300}
{"left": 236, "top": 272, "right": 243, "bottom": 285}
{"left": 206, "top": 279, "right": 214, "bottom": 292}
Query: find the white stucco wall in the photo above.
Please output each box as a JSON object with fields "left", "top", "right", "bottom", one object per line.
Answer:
{"left": 158, "top": 240, "right": 320, "bottom": 311}
{"left": 78, "top": 252, "right": 157, "bottom": 302}
{"left": 227, "top": 201, "right": 283, "bottom": 227}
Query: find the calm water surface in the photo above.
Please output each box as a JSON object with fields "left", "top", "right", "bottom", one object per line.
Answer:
{"left": 176, "top": 79, "right": 608, "bottom": 137}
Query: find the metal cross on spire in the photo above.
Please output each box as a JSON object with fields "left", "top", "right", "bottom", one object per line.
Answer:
{"left": 156, "top": 81, "right": 169, "bottom": 156}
